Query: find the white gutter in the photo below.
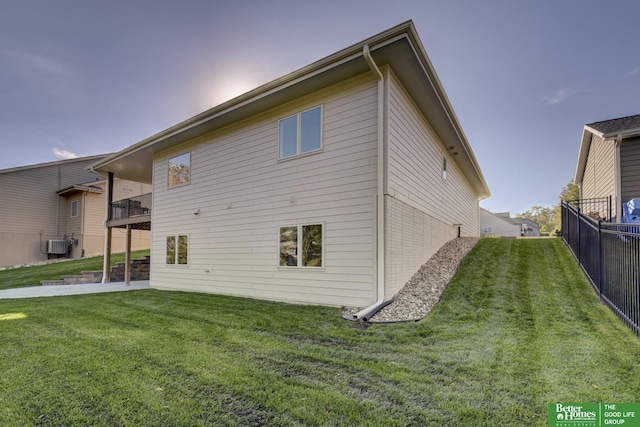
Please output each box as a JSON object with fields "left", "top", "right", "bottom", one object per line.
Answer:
{"left": 353, "top": 44, "right": 392, "bottom": 321}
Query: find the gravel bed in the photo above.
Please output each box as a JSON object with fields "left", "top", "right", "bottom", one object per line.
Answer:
{"left": 342, "top": 237, "right": 480, "bottom": 323}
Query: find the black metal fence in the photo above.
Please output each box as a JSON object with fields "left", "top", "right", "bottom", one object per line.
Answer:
{"left": 565, "top": 196, "right": 613, "bottom": 222}
{"left": 110, "top": 193, "right": 152, "bottom": 221}
{"left": 561, "top": 200, "right": 640, "bottom": 335}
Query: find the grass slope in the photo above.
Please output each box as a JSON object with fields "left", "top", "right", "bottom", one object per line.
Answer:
{"left": 0, "top": 250, "right": 150, "bottom": 290}
{"left": 0, "top": 239, "right": 638, "bottom": 426}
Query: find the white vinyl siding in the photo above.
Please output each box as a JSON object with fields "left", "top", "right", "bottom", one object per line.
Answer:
{"left": 581, "top": 135, "right": 616, "bottom": 217}
{"left": 151, "top": 72, "right": 378, "bottom": 307}
{"left": 385, "top": 70, "right": 480, "bottom": 297}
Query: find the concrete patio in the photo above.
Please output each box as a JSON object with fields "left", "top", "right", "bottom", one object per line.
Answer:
{"left": 0, "top": 281, "right": 150, "bottom": 299}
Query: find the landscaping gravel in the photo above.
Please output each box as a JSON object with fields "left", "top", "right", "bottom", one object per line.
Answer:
{"left": 342, "top": 237, "right": 481, "bottom": 323}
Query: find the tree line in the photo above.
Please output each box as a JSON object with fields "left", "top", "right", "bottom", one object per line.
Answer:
{"left": 517, "top": 181, "right": 579, "bottom": 234}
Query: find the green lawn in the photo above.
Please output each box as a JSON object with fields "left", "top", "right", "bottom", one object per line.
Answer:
{"left": 0, "top": 250, "right": 150, "bottom": 290}
{"left": 0, "top": 239, "right": 638, "bottom": 426}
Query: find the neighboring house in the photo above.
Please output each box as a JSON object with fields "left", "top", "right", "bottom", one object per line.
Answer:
{"left": 88, "top": 21, "right": 490, "bottom": 312}
{"left": 480, "top": 209, "right": 520, "bottom": 237}
{"left": 574, "top": 114, "right": 640, "bottom": 221}
{"left": 0, "top": 155, "right": 151, "bottom": 268}
{"left": 514, "top": 217, "right": 541, "bottom": 237}
{"left": 480, "top": 210, "right": 540, "bottom": 237}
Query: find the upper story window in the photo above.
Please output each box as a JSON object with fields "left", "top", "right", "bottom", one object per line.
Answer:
{"left": 168, "top": 152, "right": 191, "bottom": 188}
{"left": 278, "top": 106, "right": 322, "bottom": 159}
{"left": 71, "top": 200, "right": 79, "bottom": 217}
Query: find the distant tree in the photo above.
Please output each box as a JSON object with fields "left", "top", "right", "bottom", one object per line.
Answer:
{"left": 559, "top": 181, "right": 580, "bottom": 202}
{"left": 552, "top": 181, "right": 580, "bottom": 232}
{"left": 516, "top": 181, "right": 580, "bottom": 235}
{"left": 518, "top": 205, "right": 557, "bottom": 234}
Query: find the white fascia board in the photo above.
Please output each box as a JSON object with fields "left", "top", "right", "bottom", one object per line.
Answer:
{"left": 574, "top": 127, "right": 593, "bottom": 185}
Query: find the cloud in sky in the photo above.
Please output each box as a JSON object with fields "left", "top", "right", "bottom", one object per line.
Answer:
{"left": 52, "top": 148, "right": 78, "bottom": 160}
{"left": 2, "top": 48, "right": 71, "bottom": 78}
{"left": 628, "top": 67, "right": 640, "bottom": 76}
{"left": 542, "top": 87, "right": 584, "bottom": 105}
{"left": 543, "top": 87, "right": 576, "bottom": 105}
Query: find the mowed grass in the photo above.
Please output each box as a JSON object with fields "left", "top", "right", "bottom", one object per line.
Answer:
{"left": 0, "top": 239, "right": 638, "bottom": 426}
{"left": 0, "top": 250, "right": 150, "bottom": 290}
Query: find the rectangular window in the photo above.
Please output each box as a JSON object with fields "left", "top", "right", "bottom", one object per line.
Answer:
{"left": 278, "top": 106, "right": 322, "bottom": 159}
{"left": 442, "top": 157, "right": 447, "bottom": 180}
{"left": 71, "top": 200, "right": 79, "bottom": 217}
{"left": 166, "top": 235, "right": 188, "bottom": 265}
{"left": 168, "top": 152, "right": 191, "bottom": 188}
{"left": 279, "top": 226, "right": 298, "bottom": 267}
{"left": 279, "top": 224, "right": 323, "bottom": 268}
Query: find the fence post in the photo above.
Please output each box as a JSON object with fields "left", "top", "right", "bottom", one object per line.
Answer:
{"left": 598, "top": 220, "right": 603, "bottom": 297}
{"left": 577, "top": 206, "right": 581, "bottom": 262}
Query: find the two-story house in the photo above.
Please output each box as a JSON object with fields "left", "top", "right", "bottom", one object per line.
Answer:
{"left": 88, "top": 21, "right": 490, "bottom": 315}
{"left": 0, "top": 155, "right": 150, "bottom": 268}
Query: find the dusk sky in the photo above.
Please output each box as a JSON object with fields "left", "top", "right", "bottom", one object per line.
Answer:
{"left": 2, "top": 0, "right": 640, "bottom": 215}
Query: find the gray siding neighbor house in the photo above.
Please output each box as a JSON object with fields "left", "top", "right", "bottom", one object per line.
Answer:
{"left": 479, "top": 210, "right": 539, "bottom": 237}
{"left": 574, "top": 114, "right": 640, "bottom": 221}
{"left": 480, "top": 209, "right": 520, "bottom": 237}
{"left": 88, "top": 21, "right": 491, "bottom": 313}
{"left": 0, "top": 155, "right": 150, "bottom": 268}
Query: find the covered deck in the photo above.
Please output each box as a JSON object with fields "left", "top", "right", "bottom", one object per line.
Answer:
{"left": 103, "top": 173, "right": 151, "bottom": 284}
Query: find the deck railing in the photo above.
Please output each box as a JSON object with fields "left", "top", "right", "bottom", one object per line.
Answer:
{"left": 561, "top": 200, "right": 640, "bottom": 335}
{"left": 110, "top": 193, "right": 152, "bottom": 221}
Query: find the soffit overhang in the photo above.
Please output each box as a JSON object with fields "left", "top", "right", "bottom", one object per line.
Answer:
{"left": 56, "top": 184, "right": 104, "bottom": 197}
{"left": 88, "top": 21, "right": 490, "bottom": 198}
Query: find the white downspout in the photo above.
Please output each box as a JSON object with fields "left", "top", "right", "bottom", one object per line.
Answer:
{"left": 80, "top": 191, "right": 87, "bottom": 257}
{"left": 615, "top": 135, "right": 622, "bottom": 221}
{"left": 353, "top": 44, "right": 392, "bottom": 321}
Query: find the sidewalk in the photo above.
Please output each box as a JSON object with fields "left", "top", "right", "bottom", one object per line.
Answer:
{"left": 0, "top": 281, "right": 150, "bottom": 299}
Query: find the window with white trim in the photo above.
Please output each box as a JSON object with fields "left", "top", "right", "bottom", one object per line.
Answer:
{"left": 166, "top": 235, "right": 189, "bottom": 265}
{"left": 278, "top": 106, "right": 322, "bottom": 159}
{"left": 279, "top": 224, "right": 323, "bottom": 267}
{"left": 71, "top": 200, "right": 79, "bottom": 217}
{"left": 168, "top": 152, "right": 191, "bottom": 188}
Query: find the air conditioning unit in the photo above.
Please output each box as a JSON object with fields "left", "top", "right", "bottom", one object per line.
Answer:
{"left": 46, "top": 240, "right": 68, "bottom": 255}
